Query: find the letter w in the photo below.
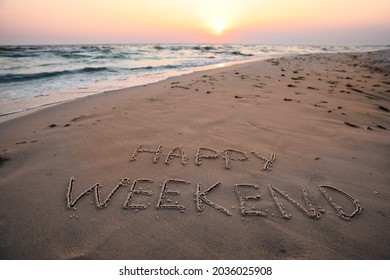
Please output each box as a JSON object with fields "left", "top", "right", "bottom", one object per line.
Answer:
{"left": 67, "top": 177, "right": 130, "bottom": 210}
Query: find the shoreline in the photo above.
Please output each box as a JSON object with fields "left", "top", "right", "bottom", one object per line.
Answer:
{"left": 2, "top": 44, "right": 389, "bottom": 120}
{"left": 0, "top": 56, "right": 266, "bottom": 124}
{"left": 0, "top": 50, "right": 389, "bottom": 259}
{"left": 1, "top": 46, "right": 386, "bottom": 124}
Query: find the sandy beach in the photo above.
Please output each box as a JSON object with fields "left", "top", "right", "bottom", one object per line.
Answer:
{"left": 0, "top": 50, "right": 389, "bottom": 260}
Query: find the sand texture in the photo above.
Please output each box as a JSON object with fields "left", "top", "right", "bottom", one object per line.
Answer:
{"left": 0, "top": 50, "right": 389, "bottom": 259}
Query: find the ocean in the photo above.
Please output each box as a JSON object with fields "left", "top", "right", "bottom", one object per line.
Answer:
{"left": 0, "top": 44, "right": 388, "bottom": 116}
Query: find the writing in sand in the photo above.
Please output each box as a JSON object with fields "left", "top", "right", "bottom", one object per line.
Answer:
{"left": 66, "top": 144, "right": 363, "bottom": 221}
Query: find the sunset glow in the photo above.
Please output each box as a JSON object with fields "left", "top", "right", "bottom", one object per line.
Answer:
{"left": 0, "top": 0, "right": 389, "bottom": 44}
{"left": 212, "top": 21, "right": 227, "bottom": 35}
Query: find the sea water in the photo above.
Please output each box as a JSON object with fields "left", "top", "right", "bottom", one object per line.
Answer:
{"left": 0, "top": 44, "right": 387, "bottom": 116}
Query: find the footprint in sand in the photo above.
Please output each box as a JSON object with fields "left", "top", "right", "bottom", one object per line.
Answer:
{"left": 0, "top": 151, "right": 10, "bottom": 165}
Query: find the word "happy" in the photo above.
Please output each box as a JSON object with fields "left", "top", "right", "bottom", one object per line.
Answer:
{"left": 130, "top": 144, "right": 276, "bottom": 171}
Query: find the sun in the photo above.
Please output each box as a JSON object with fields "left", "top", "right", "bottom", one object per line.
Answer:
{"left": 212, "top": 21, "right": 227, "bottom": 35}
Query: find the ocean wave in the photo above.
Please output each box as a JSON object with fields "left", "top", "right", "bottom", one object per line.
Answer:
{"left": 94, "top": 53, "right": 128, "bottom": 59}
{"left": 192, "top": 46, "right": 216, "bottom": 51}
{"left": 57, "top": 52, "right": 92, "bottom": 59}
{"left": 0, "top": 46, "right": 38, "bottom": 52}
{"left": 0, "top": 45, "right": 54, "bottom": 58}
{"left": 153, "top": 45, "right": 182, "bottom": 51}
{"left": 126, "top": 64, "right": 180, "bottom": 72}
{"left": 151, "top": 44, "right": 255, "bottom": 58}
{"left": 230, "top": 51, "right": 254, "bottom": 56}
{"left": 0, "top": 48, "right": 40, "bottom": 58}
{"left": 0, "top": 67, "right": 114, "bottom": 84}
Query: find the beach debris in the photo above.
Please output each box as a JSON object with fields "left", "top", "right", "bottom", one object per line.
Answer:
{"left": 251, "top": 151, "right": 276, "bottom": 171}
{"left": 171, "top": 85, "right": 190, "bottom": 89}
{"left": 319, "top": 185, "right": 363, "bottom": 221}
{"left": 0, "top": 152, "right": 10, "bottom": 166}
{"left": 376, "top": 124, "right": 386, "bottom": 130}
{"left": 71, "top": 115, "right": 86, "bottom": 122}
{"left": 48, "top": 124, "right": 57, "bottom": 128}
{"left": 130, "top": 144, "right": 162, "bottom": 163}
{"left": 350, "top": 88, "right": 364, "bottom": 93}
{"left": 344, "top": 121, "right": 360, "bottom": 128}
{"left": 291, "top": 77, "right": 305, "bottom": 81}
{"left": 268, "top": 58, "right": 280, "bottom": 66}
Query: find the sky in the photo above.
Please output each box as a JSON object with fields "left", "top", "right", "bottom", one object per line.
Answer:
{"left": 0, "top": 0, "right": 389, "bottom": 45}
